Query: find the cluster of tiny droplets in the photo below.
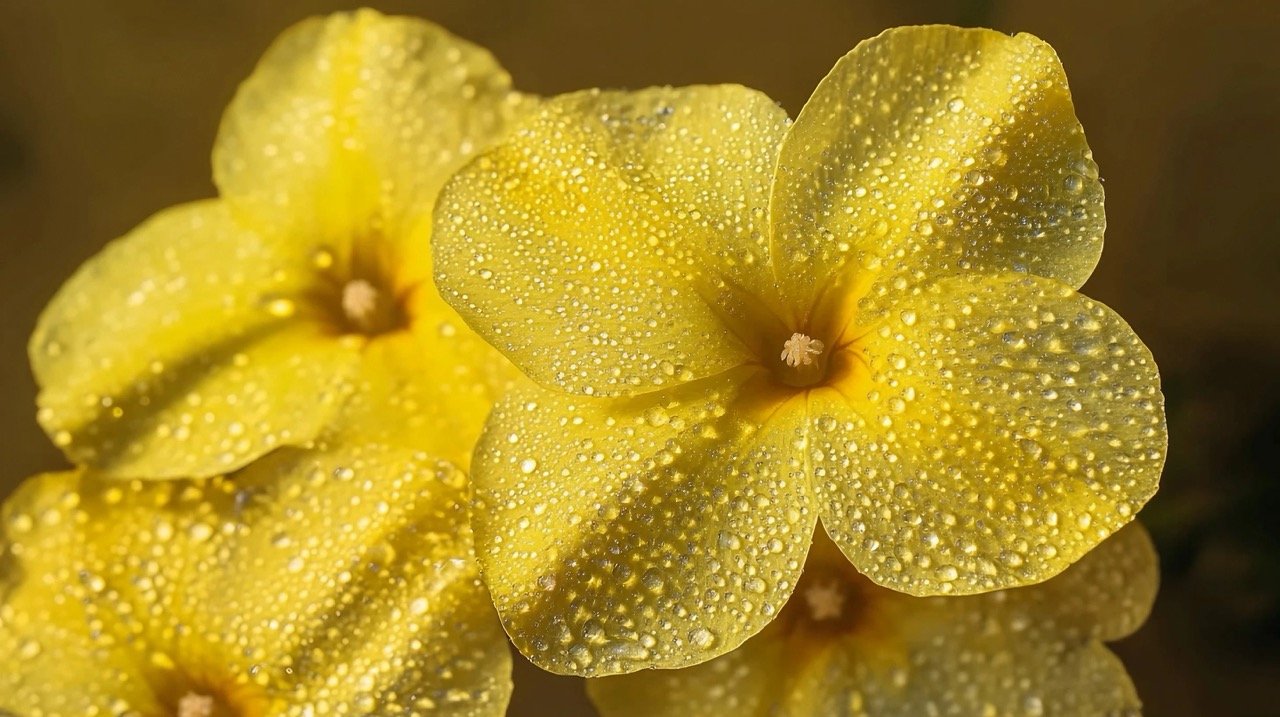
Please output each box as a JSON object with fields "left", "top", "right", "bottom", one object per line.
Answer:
{"left": 433, "top": 85, "right": 792, "bottom": 398}
{"left": 587, "top": 525, "right": 1156, "bottom": 716}
{"left": 471, "top": 371, "right": 815, "bottom": 675}
{"left": 0, "top": 446, "right": 512, "bottom": 714}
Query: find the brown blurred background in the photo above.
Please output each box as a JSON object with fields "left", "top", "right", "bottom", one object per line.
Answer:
{"left": 1, "top": 1, "right": 1277, "bottom": 714}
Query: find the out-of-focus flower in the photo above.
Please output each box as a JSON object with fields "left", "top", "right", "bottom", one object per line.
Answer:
{"left": 31, "top": 9, "right": 525, "bottom": 478}
{"left": 589, "top": 524, "right": 1158, "bottom": 716}
{"left": 0, "top": 443, "right": 511, "bottom": 716}
{"left": 433, "top": 25, "right": 1166, "bottom": 674}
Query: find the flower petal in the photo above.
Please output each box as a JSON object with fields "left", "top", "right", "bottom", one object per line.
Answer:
{"left": 587, "top": 620, "right": 791, "bottom": 717}
{"left": 432, "top": 86, "right": 792, "bottom": 397}
{"left": 589, "top": 525, "right": 1154, "bottom": 717}
{"left": 998, "top": 521, "right": 1158, "bottom": 642}
{"left": 30, "top": 201, "right": 359, "bottom": 478}
{"left": 0, "top": 445, "right": 512, "bottom": 715}
{"left": 0, "top": 473, "right": 167, "bottom": 715}
{"left": 772, "top": 26, "right": 1104, "bottom": 319}
{"left": 471, "top": 370, "right": 816, "bottom": 675}
{"left": 800, "top": 618, "right": 1141, "bottom": 716}
{"left": 328, "top": 316, "right": 519, "bottom": 469}
{"left": 811, "top": 273, "right": 1165, "bottom": 595}
{"left": 213, "top": 8, "right": 522, "bottom": 275}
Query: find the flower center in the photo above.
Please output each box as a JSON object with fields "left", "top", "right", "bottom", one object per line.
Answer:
{"left": 781, "top": 333, "right": 824, "bottom": 367}
{"left": 772, "top": 331, "right": 830, "bottom": 388}
{"left": 342, "top": 279, "right": 380, "bottom": 327}
{"left": 178, "top": 693, "right": 213, "bottom": 717}
{"left": 337, "top": 277, "right": 406, "bottom": 336}
{"left": 176, "top": 692, "right": 239, "bottom": 717}
{"left": 803, "top": 580, "right": 846, "bottom": 621}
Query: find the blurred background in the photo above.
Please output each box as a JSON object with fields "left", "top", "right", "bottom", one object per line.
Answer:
{"left": 0, "top": 1, "right": 1276, "bottom": 714}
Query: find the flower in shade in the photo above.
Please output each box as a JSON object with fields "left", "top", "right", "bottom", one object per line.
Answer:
{"left": 589, "top": 524, "right": 1157, "bottom": 716}
{"left": 432, "top": 25, "right": 1166, "bottom": 674}
{"left": 30, "top": 8, "right": 525, "bottom": 478}
{"left": 0, "top": 443, "right": 511, "bottom": 715}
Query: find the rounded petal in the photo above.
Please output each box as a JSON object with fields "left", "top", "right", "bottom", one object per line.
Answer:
{"left": 587, "top": 619, "right": 790, "bottom": 717}
{"left": 433, "top": 85, "right": 793, "bottom": 397}
{"left": 471, "top": 370, "right": 816, "bottom": 675}
{"left": 1, "top": 473, "right": 167, "bottom": 715}
{"left": 811, "top": 273, "right": 1166, "bottom": 595}
{"left": 0, "top": 446, "right": 512, "bottom": 716}
{"left": 1000, "top": 521, "right": 1159, "bottom": 642}
{"left": 589, "top": 526, "right": 1155, "bottom": 717}
{"left": 772, "top": 26, "right": 1104, "bottom": 319}
{"left": 30, "top": 201, "right": 359, "bottom": 478}
{"left": 214, "top": 8, "right": 522, "bottom": 276}
{"left": 804, "top": 623, "right": 1141, "bottom": 716}
{"left": 328, "top": 312, "right": 520, "bottom": 469}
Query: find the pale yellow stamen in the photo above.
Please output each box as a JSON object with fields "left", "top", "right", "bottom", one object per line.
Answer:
{"left": 781, "top": 333, "right": 824, "bottom": 367}
{"left": 341, "top": 279, "right": 380, "bottom": 327}
{"left": 178, "top": 693, "right": 215, "bottom": 717}
{"left": 804, "top": 580, "right": 845, "bottom": 621}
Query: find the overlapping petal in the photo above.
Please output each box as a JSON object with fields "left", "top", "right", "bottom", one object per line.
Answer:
{"left": 811, "top": 273, "right": 1165, "bottom": 594}
{"left": 471, "top": 370, "right": 816, "bottom": 675}
{"left": 432, "top": 86, "right": 793, "bottom": 397}
{"left": 0, "top": 444, "right": 511, "bottom": 716}
{"left": 214, "top": 8, "right": 522, "bottom": 277}
{"left": 772, "top": 26, "right": 1105, "bottom": 325}
{"left": 588, "top": 524, "right": 1155, "bottom": 717}
{"left": 30, "top": 201, "right": 358, "bottom": 479}
{"left": 327, "top": 317, "right": 517, "bottom": 469}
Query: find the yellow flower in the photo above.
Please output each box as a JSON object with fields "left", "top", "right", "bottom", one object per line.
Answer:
{"left": 432, "top": 26, "right": 1167, "bottom": 674}
{"left": 0, "top": 443, "right": 511, "bottom": 716}
{"left": 31, "top": 9, "right": 525, "bottom": 478}
{"left": 588, "top": 524, "right": 1158, "bottom": 716}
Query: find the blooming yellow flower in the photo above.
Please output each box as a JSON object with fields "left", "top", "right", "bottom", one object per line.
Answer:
{"left": 589, "top": 524, "right": 1158, "bottom": 716}
{"left": 432, "top": 25, "right": 1167, "bottom": 674}
{"left": 0, "top": 443, "right": 511, "bottom": 716}
{"left": 30, "top": 9, "right": 525, "bottom": 478}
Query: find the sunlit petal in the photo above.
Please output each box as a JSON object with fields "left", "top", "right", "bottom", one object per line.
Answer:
{"left": 772, "top": 26, "right": 1104, "bottom": 324}
{"left": 471, "top": 371, "right": 815, "bottom": 675}
{"left": 433, "top": 86, "right": 792, "bottom": 397}
{"left": 811, "top": 273, "right": 1165, "bottom": 594}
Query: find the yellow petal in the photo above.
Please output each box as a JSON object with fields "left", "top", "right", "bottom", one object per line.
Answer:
{"left": 588, "top": 620, "right": 790, "bottom": 717}
{"left": 432, "top": 85, "right": 792, "bottom": 397}
{"left": 772, "top": 26, "right": 1105, "bottom": 320}
{"left": 811, "top": 273, "right": 1165, "bottom": 595}
{"left": 214, "top": 8, "right": 522, "bottom": 280}
{"left": 0, "top": 445, "right": 512, "bottom": 715}
{"left": 801, "top": 622, "right": 1141, "bottom": 716}
{"left": 0, "top": 472, "right": 167, "bottom": 714}
{"left": 589, "top": 524, "right": 1154, "bottom": 717}
{"left": 30, "top": 201, "right": 359, "bottom": 479}
{"left": 471, "top": 370, "right": 815, "bottom": 675}
{"left": 327, "top": 317, "right": 519, "bottom": 469}
{"left": 998, "top": 521, "right": 1158, "bottom": 642}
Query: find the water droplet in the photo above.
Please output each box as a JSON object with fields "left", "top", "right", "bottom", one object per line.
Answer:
{"left": 689, "top": 627, "right": 716, "bottom": 648}
{"left": 188, "top": 522, "right": 213, "bottom": 543}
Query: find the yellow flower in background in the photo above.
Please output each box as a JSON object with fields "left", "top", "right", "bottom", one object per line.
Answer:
{"left": 589, "top": 523, "right": 1157, "bottom": 716}
{"left": 432, "top": 26, "right": 1166, "bottom": 674}
{"left": 0, "top": 444, "right": 511, "bottom": 716}
{"left": 30, "top": 9, "right": 524, "bottom": 478}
